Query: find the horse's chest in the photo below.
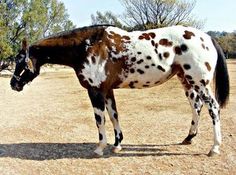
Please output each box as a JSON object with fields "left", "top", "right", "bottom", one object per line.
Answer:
{"left": 79, "top": 58, "right": 108, "bottom": 88}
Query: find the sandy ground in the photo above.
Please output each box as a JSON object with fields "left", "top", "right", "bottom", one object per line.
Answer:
{"left": 0, "top": 60, "right": 235, "bottom": 175}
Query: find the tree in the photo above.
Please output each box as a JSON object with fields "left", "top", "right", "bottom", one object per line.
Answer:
{"left": 121, "top": 0, "right": 203, "bottom": 30}
{"left": 0, "top": 0, "right": 75, "bottom": 61}
{"left": 208, "top": 31, "right": 236, "bottom": 59}
{"left": 217, "top": 33, "right": 236, "bottom": 58}
{"left": 91, "top": 0, "right": 204, "bottom": 31}
{"left": 91, "top": 11, "right": 124, "bottom": 28}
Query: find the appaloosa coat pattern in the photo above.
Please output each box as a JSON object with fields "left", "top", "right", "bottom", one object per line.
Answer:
{"left": 10, "top": 25, "right": 229, "bottom": 156}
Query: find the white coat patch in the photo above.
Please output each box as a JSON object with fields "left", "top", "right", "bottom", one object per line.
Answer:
{"left": 81, "top": 55, "right": 107, "bottom": 87}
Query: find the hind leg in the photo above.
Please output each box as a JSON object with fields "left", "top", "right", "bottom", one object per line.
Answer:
{"left": 199, "top": 86, "right": 222, "bottom": 156}
{"left": 177, "top": 73, "right": 203, "bottom": 144}
{"left": 105, "top": 90, "right": 123, "bottom": 153}
{"left": 182, "top": 88, "right": 203, "bottom": 144}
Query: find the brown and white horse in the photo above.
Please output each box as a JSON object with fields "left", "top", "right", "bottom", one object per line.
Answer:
{"left": 10, "top": 25, "right": 229, "bottom": 156}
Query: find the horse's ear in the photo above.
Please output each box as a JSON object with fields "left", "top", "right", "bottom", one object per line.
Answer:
{"left": 22, "top": 38, "right": 28, "bottom": 51}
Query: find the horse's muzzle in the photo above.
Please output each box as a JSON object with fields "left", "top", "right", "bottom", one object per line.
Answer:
{"left": 10, "top": 78, "right": 23, "bottom": 92}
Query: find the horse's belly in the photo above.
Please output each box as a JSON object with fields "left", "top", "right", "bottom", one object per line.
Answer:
{"left": 117, "top": 66, "right": 173, "bottom": 89}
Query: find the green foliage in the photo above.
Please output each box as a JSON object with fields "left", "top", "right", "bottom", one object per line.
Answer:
{"left": 91, "top": 0, "right": 204, "bottom": 31}
{"left": 0, "top": 0, "right": 75, "bottom": 60}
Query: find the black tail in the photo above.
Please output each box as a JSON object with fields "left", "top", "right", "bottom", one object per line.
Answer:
{"left": 212, "top": 38, "right": 230, "bottom": 108}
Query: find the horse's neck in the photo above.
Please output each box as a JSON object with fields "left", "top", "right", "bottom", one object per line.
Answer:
{"left": 39, "top": 45, "right": 85, "bottom": 68}
{"left": 34, "top": 27, "right": 106, "bottom": 68}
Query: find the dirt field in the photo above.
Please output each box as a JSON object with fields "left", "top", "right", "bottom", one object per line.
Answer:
{"left": 0, "top": 60, "right": 235, "bottom": 175}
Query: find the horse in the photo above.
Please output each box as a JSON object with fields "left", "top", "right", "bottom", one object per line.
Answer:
{"left": 10, "top": 25, "right": 229, "bottom": 156}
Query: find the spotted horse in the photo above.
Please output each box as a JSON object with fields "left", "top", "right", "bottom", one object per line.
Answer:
{"left": 10, "top": 25, "right": 229, "bottom": 157}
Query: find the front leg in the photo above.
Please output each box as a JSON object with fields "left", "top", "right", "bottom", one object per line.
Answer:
{"left": 88, "top": 88, "right": 107, "bottom": 156}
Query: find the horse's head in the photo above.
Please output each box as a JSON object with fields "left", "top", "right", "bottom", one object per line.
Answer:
{"left": 10, "top": 39, "right": 40, "bottom": 91}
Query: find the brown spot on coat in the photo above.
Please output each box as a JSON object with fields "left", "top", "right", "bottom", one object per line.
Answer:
{"left": 151, "top": 40, "right": 155, "bottom": 46}
{"left": 189, "top": 80, "right": 195, "bottom": 85}
{"left": 183, "top": 64, "right": 191, "bottom": 70}
{"left": 185, "top": 75, "right": 193, "bottom": 80}
{"left": 146, "top": 56, "right": 152, "bottom": 60}
{"left": 131, "top": 57, "right": 136, "bottom": 62}
{"left": 190, "top": 93, "right": 195, "bottom": 99}
{"left": 149, "top": 32, "right": 156, "bottom": 39}
{"left": 202, "top": 43, "right": 206, "bottom": 49}
{"left": 88, "top": 78, "right": 93, "bottom": 83}
{"left": 200, "top": 79, "right": 206, "bottom": 86}
{"left": 158, "top": 53, "right": 163, "bottom": 60}
{"left": 137, "top": 69, "right": 145, "bottom": 74}
{"left": 174, "top": 46, "right": 182, "bottom": 55}
{"left": 137, "top": 59, "right": 144, "bottom": 64}
{"left": 155, "top": 43, "right": 158, "bottom": 48}
{"left": 130, "top": 68, "right": 135, "bottom": 73}
{"left": 91, "top": 56, "right": 96, "bottom": 63}
{"left": 129, "top": 81, "right": 135, "bottom": 88}
{"left": 200, "top": 79, "right": 210, "bottom": 86}
{"left": 163, "top": 52, "right": 170, "bottom": 59}
{"left": 122, "top": 35, "right": 130, "bottom": 40}
{"left": 159, "top": 39, "right": 173, "bottom": 47}
{"left": 185, "top": 91, "right": 189, "bottom": 97}
{"left": 195, "top": 85, "right": 200, "bottom": 92}
{"left": 139, "top": 36, "right": 144, "bottom": 40}
{"left": 205, "top": 62, "right": 211, "bottom": 71}
{"left": 157, "top": 65, "right": 166, "bottom": 72}
{"left": 181, "top": 44, "right": 188, "bottom": 52}
{"left": 139, "top": 33, "right": 156, "bottom": 40}
{"left": 183, "top": 30, "right": 195, "bottom": 40}
{"left": 143, "top": 33, "right": 150, "bottom": 40}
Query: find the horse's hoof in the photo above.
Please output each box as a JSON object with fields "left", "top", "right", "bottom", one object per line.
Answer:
{"left": 182, "top": 139, "right": 192, "bottom": 145}
{"left": 207, "top": 150, "right": 220, "bottom": 157}
{"left": 112, "top": 145, "right": 122, "bottom": 153}
{"left": 94, "top": 148, "right": 104, "bottom": 157}
{"left": 93, "top": 143, "right": 107, "bottom": 157}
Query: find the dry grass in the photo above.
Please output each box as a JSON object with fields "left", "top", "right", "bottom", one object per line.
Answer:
{"left": 0, "top": 60, "right": 235, "bottom": 175}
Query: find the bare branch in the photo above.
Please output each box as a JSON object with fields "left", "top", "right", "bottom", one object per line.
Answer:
{"left": 120, "top": 0, "right": 202, "bottom": 30}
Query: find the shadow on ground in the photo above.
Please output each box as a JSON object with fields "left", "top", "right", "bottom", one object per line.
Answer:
{"left": 0, "top": 142, "right": 203, "bottom": 160}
